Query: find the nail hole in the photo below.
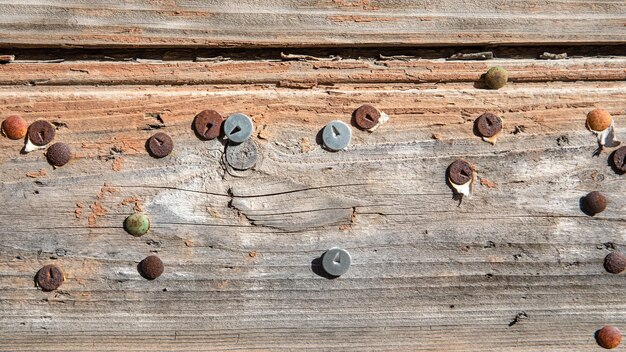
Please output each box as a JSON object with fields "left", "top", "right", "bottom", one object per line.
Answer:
{"left": 331, "top": 125, "right": 340, "bottom": 137}
{"left": 365, "top": 114, "right": 374, "bottom": 122}
{"left": 333, "top": 252, "right": 341, "bottom": 264}
{"left": 204, "top": 122, "right": 213, "bottom": 134}
{"left": 230, "top": 126, "right": 241, "bottom": 135}
{"left": 155, "top": 138, "right": 164, "bottom": 146}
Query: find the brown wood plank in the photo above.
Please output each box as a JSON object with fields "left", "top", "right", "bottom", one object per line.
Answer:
{"left": 0, "top": 58, "right": 625, "bottom": 86}
{"left": 0, "top": 0, "right": 624, "bottom": 48}
{"left": 0, "top": 77, "right": 624, "bottom": 350}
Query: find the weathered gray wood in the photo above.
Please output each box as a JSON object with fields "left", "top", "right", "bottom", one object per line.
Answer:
{"left": 0, "top": 0, "right": 624, "bottom": 48}
{"left": 0, "top": 63, "right": 624, "bottom": 350}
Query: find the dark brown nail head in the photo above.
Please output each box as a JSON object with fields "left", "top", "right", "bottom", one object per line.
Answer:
{"left": 604, "top": 252, "right": 626, "bottom": 274}
{"left": 475, "top": 112, "right": 502, "bottom": 138}
{"left": 612, "top": 146, "right": 626, "bottom": 172}
{"left": 147, "top": 132, "right": 173, "bottom": 158}
{"left": 46, "top": 142, "right": 72, "bottom": 167}
{"left": 193, "top": 109, "right": 224, "bottom": 140}
{"left": 449, "top": 159, "right": 473, "bottom": 185}
{"left": 27, "top": 120, "right": 55, "bottom": 146}
{"left": 138, "top": 255, "right": 164, "bottom": 280}
{"left": 582, "top": 191, "right": 607, "bottom": 216}
{"left": 353, "top": 104, "right": 381, "bottom": 130}
{"left": 35, "top": 264, "right": 64, "bottom": 291}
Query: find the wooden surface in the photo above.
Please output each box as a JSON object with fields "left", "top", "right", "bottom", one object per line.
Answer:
{"left": 0, "top": 0, "right": 625, "bottom": 47}
{"left": 0, "top": 1, "right": 625, "bottom": 351}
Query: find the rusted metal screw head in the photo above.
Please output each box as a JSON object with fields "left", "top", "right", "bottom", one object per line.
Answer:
{"left": 448, "top": 159, "right": 473, "bottom": 185}
{"left": 138, "top": 255, "right": 164, "bottom": 280}
{"left": 193, "top": 109, "right": 223, "bottom": 140}
{"left": 582, "top": 191, "right": 607, "bottom": 216}
{"left": 35, "top": 264, "right": 64, "bottom": 291}
{"left": 485, "top": 66, "right": 508, "bottom": 90}
{"left": 147, "top": 132, "right": 173, "bottom": 158}
{"left": 596, "top": 325, "right": 622, "bottom": 349}
{"left": 124, "top": 213, "right": 150, "bottom": 237}
{"left": 475, "top": 112, "right": 502, "bottom": 138}
{"left": 587, "top": 109, "right": 612, "bottom": 132}
{"left": 322, "top": 247, "right": 352, "bottom": 277}
{"left": 604, "top": 252, "right": 626, "bottom": 274}
{"left": 353, "top": 104, "right": 381, "bottom": 130}
{"left": 27, "top": 120, "right": 55, "bottom": 146}
{"left": 225, "top": 139, "right": 259, "bottom": 170}
{"left": 46, "top": 142, "right": 72, "bottom": 167}
{"left": 612, "top": 146, "right": 626, "bottom": 172}
{"left": 224, "top": 113, "right": 254, "bottom": 143}
{"left": 2, "top": 115, "right": 28, "bottom": 140}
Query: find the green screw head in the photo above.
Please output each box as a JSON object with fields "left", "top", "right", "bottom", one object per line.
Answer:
{"left": 485, "top": 66, "right": 508, "bottom": 90}
{"left": 124, "top": 213, "right": 150, "bottom": 237}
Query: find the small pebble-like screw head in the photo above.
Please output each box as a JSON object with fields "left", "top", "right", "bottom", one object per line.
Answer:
{"left": 138, "top": 255, "right": 164, "bottom": 280}
{"left": 485, "top": 66, "right": 508, "bottom": 89}
{"left": 193, "top": 109, "right": 223, "bottom": 140}
{"left": 2, "top": 115, "right": 28, "bottom": 140}
{"left": 35, "top": 264, "right": 64, "bottom": 291}
{"left": 587, "top": 109, "right": 612, "bottom": 132}
{"left": 596, "top": 325, "right": 622, "bottom": 349}
{"left": 322, "top": 120, "right": 352, "bottom": 151}
{"left": 124, "top": 213, "right": 150, "bottom": 237}
{"left": 604, "top": 252, "right": 626, "bottom": 274}
{"left": 46, "top": 142, "right": 72, "bottom": 167}
{"left": 27, "top": 120, "right": 55, "bottom": 146}
{"left": 224, "top": 113, "right": 254, "bottom": 143}
{"left": 448, "top": 159, "right": 473, "bottom": 185}
{"left": 582, "top": 191, "right": 607, "bottom": 216}
{"left": 321, "top": 248, "right": 352, "bottom": 277}
{"left": 147, "top": 132, "right": 173, "bottom": 158}
{"left": 612, "top": 146, "right": 626, "bottom": 172}
{"left": 475, "top": 112, "right": 503, "bottom": 138}
{"left": 353, "top": 104, "right": 381, "bottom": 130}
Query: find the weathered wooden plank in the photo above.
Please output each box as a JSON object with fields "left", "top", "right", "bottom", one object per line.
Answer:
{"left": 0, "top": 79, "right": 624, "bottom": 350}
{"left": 1, "top": 58, "right": 625, "bottom": 86}
{"left": 0, "top": 0, "right": 624, "bottom": 48}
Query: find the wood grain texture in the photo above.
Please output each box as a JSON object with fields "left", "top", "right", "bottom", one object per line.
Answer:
{"left": 1, "top": 58, "right": 625, "bottom": 86}
{"left": 0, "top": 0, "right": 625, "bottom": 48}
{"left": 0, "top": 56, "right": 624, "bottom": 350}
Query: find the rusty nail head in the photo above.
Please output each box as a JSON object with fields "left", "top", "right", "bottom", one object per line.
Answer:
{"left": 147, "top": 132, "right": 173, "bottom": 158}
{"left": 139, "top": 255, "right": 164, "bottom": 280}
{"left": 612, "top": 146, "right": 626, "bottom": 172}
{"left": 475, "top": 112, "right": 502, "bottom": 138}
{"left": 2, "top": 115, "right": 28, "bottom": 140}
{"left": 604, "top": 252, "right": 626, "bottom": 274}
{"left": 353, "top": 104, "right": 381, "bottom": 130}
{"left": 46, "top": 142, "right": 72, "bottom": 167}
{"left": 587, "top": 109, "right": 612, "bottom": 132}
{"left": 582, "top": 191, "right": 607, "bottom": 216}
{"left": 596, "top": 325, "right": 622, "bottom": 349}
{"left": 193, "top": 109, "right": 223, "bottom": 140}
{"left": 449, "top": 159, "right": 473, "bottom": 185}
{"left": 27, "top": 120, "right": 55, "bottom": 146}
{"left": 35, "top": 264, "right": 64, "bottom": 291}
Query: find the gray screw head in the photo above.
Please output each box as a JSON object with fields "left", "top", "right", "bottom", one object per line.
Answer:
{"left": 225, "top": 139, "right": 259, "bottom": 170}
{"left": 322, "top": 120, "right": 351, "bottom": 151}
{"left": 322, "top": 247, "right": 351, "bottom": 277}
{"left": 224, "top": 113, "right": 253, "bottom": 143}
